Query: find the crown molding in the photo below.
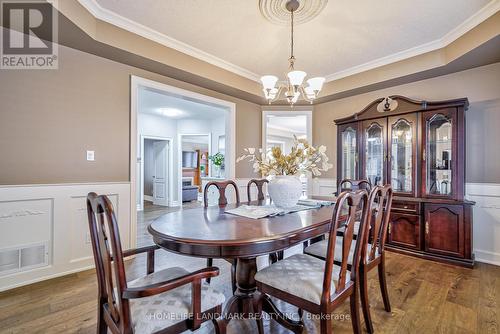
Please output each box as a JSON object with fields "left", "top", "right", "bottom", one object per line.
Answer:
{"left": 77, "top": 0, "right": 499, "bottom": 85}
{"left": 77, "top": 0, "right": 262, "bottom": 82}
{"left": 325, "top": 0, "right": 500, "bottom": 82}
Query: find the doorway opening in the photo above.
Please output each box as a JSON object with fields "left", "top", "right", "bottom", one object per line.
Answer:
{"left": 130, "top": 76, "right": 236, "bottom": 248}
{"left": 140, "top": 136, "right": 173, "bottom": 211}
{"left": 179, "top": 134, "right": 211, "bottom": 204}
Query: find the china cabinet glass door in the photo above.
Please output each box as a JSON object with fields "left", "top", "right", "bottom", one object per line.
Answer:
{"left": 363, "top": 119, "right": 386, "bottom": 186}
{"left": 389, "top": 115, "right": 416, "bottom": 195}
{"left": 340, "top": 124, "right": 358, "bottom": 180}
{"left": 423, "top": 110, "right": 456, "bottom": 197}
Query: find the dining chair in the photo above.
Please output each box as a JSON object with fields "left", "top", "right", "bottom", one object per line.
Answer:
{"left": 203, "top": 180, "right": 240, "bottom": 207}
{"left": 300, "top": 178, "right": 372, "bottom": 254}
{"left": 304, "top": 185, "right": 394, "bottom": 333}
{"left": 255, "top": 189, "right": 371, "bottom": 334}
{"left": 339, "top": 178, "right": 372, "bottom": 192}
{"left": 203, "top": 180, "right": 240, "bottom": 292}
{"left": 336, "top": 178, "right": 372, "bottom": 237}
{"left": 247, "top": 178, "right": 269, "bottom": 202}
{"left": 87, "top": 192, "right": 225, "bottom": 334}
{"left": 246, "top": 178, "right": 283, "bottom": 264}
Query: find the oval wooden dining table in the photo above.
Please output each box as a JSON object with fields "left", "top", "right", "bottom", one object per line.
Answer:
{"left": 148, "top": 197, "right": 336, "bottom": 332}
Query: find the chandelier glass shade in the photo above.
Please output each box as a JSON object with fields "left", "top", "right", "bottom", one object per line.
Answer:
{"left": 260, "top": 0, "right": 325, "bottom": 105}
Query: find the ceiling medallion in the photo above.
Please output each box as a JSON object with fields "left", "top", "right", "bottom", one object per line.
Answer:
{"left": 259, "top": 0, "right": 328, "bottom": 26}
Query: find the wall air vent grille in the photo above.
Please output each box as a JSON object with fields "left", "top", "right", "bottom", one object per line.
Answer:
{"left": 0, "top": 242, "right": 49, "bottom": 276}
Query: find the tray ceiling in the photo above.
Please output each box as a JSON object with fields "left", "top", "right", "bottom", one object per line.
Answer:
{"left": 85, "top": 0, "right": 497, "bottom": 82}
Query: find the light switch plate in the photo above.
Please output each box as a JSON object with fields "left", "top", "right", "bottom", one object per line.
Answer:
{"left": 86, "top": 150, "right": 95, "bottom": 161}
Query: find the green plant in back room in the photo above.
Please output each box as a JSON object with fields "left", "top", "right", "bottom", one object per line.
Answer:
{"left": 209, "top": 152, "right": 224, "bottom": 177}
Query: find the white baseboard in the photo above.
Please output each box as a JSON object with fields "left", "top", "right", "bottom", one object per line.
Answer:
{"left": 473, "top": 249, "right": 500, "bottom": 266}
{"left": 144, "top": 195, "right": 153, "bottom": 202}
{"left": 0, "top": 182, "right": 131, "bottom": 292}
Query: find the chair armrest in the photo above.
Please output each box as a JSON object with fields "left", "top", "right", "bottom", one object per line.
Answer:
{"left": 122, "top": 266, "right": 220, "bottom": 299}
{"left": 122, "top": 245, "right": 160, "bottom": 274}
{"left": 122, "top": 244, "right": 160, "bottom": 258}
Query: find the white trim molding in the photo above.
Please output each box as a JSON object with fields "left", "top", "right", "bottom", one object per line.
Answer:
{"left": 130, "top": 75, "right": 236, "bottom": 246}
{"left": 0, "top": 182, "right": 131, "bottom": 292}
{"left": 78, "top": 0, "right": 500, "bottom": 83}
{"left": 76, "top": 0, "right": 260, "bottom": 82}
{"left": 466, "top": 183, "right": 500, "bottom": 266}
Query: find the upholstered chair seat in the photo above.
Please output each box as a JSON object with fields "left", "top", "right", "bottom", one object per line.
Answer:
{"left": 127, "top": 267, "right": 226, "bottom": 333}
{"left": 254, "top": 253, "right": 349, "bottom": 305}
{"left": 304, "top": 238, "right": 378, "bottom": 264}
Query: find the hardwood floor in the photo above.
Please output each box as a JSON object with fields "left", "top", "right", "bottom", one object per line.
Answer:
{"left": 0, "top": 202, "right": 499, "bottom": 334}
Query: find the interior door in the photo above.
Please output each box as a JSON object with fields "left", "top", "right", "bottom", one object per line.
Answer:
{"left": 388, "top": 114, "right": 417, "bottom": 196}
{"left": 153, "top": 140, "right": 169, "bottom": 206}
{"left": 362, "top": 118, "right": 387, "bottom": 186}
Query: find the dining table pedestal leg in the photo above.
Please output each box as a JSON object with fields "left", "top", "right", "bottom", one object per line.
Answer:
{"left": 221, "top": 257, "right": 304, "bottom": 334}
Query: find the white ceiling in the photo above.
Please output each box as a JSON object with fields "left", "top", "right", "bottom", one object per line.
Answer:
{"left": 88, "top": 0, "right": 495, "bottom": 81}
{"left": 139, "top": 87, "right": 228, "bottom": 119}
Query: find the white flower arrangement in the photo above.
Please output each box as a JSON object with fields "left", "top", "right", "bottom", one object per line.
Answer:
{"left": 236, "top": 136, "right": 333, "bottom": 177}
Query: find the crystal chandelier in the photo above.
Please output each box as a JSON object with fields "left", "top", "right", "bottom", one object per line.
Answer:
{"left": 260, "top": 0, "right": 325, "bottom": 105}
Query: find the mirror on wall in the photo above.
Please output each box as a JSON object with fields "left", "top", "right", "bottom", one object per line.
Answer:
{"left": 262, "top": 111, "right": 312, "bottom": 195}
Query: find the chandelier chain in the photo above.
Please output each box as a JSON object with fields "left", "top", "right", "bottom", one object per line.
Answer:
{"left": 260, "top": 0, "right": 325, "bottom": 105}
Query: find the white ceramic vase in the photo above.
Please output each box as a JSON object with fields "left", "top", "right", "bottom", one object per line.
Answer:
{"left": 268, "top": 175, "right": 302, "bottom": 208}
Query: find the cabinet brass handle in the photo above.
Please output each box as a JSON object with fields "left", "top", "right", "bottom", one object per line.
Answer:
{"left": 388, "top": 222, "right": 392, "bottom": 234}
{"left": 425, "top": 221, "right": 429, "bottom": 234}
{"left": 422, "top": 148, "right": 426, "bottom": 161}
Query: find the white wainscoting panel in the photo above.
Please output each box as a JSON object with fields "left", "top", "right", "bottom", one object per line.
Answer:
{"left": 0, "top": 182, "right": 130, "bottom": 291}
{"left": 311, "top": 178, "right": 337, "bottom": 196}
{"left": 466, "top": 183, "right": 500, "bottom": 266}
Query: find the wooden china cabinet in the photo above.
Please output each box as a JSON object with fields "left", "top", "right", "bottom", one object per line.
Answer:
{"left": 335, "top": 96, "right": 474, "bottom": 267}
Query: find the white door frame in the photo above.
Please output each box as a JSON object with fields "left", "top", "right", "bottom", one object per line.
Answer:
{"left": 139, "top": 135, "right": 173, "bottom": 211}
{"left": 178, "top": 133, "right": 212, "bottom": 204}
{"left": 130, "top": 75, "right": 236, "bottom": 249}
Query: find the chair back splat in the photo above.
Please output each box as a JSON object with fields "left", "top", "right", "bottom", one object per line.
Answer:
{"left": 322, "top": 189, "right": 370, "bottom": 304}
{"left": 247, "top": 178, "right": 269, "bottom": 202}
{"left": 87, "top": 192, "right": 131, "bottom": 331}
{"left": 204, "top": 180, "right": 240, "bottom": 207}
{"left": 366, "top": 185, "right": 393, "bottom": 263}
{"left": 339, "top": 179, "right": 372, "bottom": 192}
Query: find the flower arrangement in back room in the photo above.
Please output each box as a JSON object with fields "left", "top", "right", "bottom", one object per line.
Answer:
{"left": 237, "top": 136, "right": 333, "bottom": 177}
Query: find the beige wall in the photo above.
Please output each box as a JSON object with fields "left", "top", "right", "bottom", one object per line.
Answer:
{"left": 313, "top": 62, "right": 500, "bottom": 183}
{"left": 1, "top": 40, "right": 498, "bottom": 185}
{"left": 0, "top": 43, "right": 260, "bottom": 185}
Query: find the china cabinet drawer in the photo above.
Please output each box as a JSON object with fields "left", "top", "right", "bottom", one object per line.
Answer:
{"left": 392, "top": 201, "right": 420, "bottom": 214}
